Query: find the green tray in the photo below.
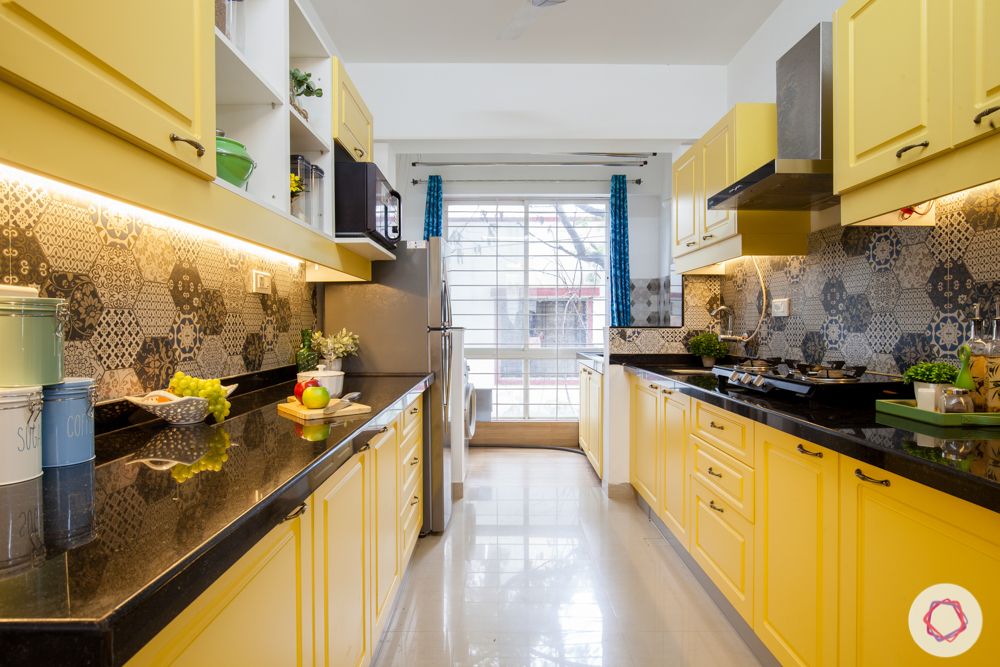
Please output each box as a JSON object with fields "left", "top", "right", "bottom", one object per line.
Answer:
{"left": 875, "top": 399, "right": 1000, "bottom": 427}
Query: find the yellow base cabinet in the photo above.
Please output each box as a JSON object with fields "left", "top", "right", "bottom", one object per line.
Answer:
{"left": 126, "top": 506, "right": 314, "bottom": 667}
{"left": 371, "top": 425, "right": 401, "bottom": 641}
{"left": 578, "top": 364, "right": 603, "bottom": 479}
{"left": 660, "top": 390, "right": 689, "bottom": 546}
{"left": 754, "top": 427, "right": 838, "bottom": 667}
{"left": 0, "top": 0, "right": 216, "bottom": 179}
{"left": 840, "top": 456, "right": 1000, "bottom": 665}
{"left": 630, "top": 379, "right": 661, "bottom": 509}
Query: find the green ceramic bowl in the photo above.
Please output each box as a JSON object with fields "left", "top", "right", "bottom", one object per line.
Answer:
{"left": 216, "top": 136, "right": 256, "bottom": 188}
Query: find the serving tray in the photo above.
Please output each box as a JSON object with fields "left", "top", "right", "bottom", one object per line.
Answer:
{"left": 876, "top": 399, "right": 1000, "bottom": 427}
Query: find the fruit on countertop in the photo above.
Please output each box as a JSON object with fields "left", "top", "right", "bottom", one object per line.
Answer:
{"left": 168, "top": 371, "right": 232, "bottom": 423}
{"left": 302, "top": 385, "right": 331, "bottom": 409}
{"left": 294, "top": 378, "right": 320, "bottom": 403}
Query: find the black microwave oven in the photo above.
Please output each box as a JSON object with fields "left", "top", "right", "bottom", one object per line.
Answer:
{"left": 334, "top": 156, "right": 401, "bottom": 251}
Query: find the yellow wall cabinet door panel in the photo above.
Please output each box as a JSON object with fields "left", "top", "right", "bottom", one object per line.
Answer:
{"left": 754, "top": 428, "right": 838, "bottom": 667}
{"left": 689, "top": 434, "right": 754, "bottom": 522}
{"left": 371, "top": 426, "right": 400, "bottom": 633}
{"left": 953, "top": 0, "right": 1000, "bottom": 146}
{"left": 701, "top": 116, "right": 738, "bottom": 244}
{"left": 689, "top": 478, "right": 754, "bottom": 623}
{"left": 127, "top": 510, "right": 314, "bottom": 667}
{"left": 659, "top": 391, "right": 689, "bottom": 546}
{"left": 834, "top": 0, "right": 952, "bottom": 193}
{"left": 332, "top": 58, "right": 373, "bottom": 162}
{"left": 630, "top": 379, "right": 661, "bottom": 508}
{"left": 586, "top": 369, "right": 603, "bottom": 478}
{"left": 314, "top": 452, "right": 372, "bottom": 667}
{"left": 0, "top": 0, "right": 215, "bottom": 179}
{"left": 672, "top": 146, "right": 702, "bottom": 257}
{"left": 840, "top": 457, "right": 1000, "bottom": 666}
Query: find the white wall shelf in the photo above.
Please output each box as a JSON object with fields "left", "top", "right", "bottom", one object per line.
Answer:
{"left": 289, "top": 0, "right": 329, "bottom": 59}
{"left": 289, "top": 106, "right": 331, "bottom": 153}
{"left": 215, "top": 29, "right": 284, "bottom": 106}
{"left": 334, "top": 237, "right": 397, "bottom": 261}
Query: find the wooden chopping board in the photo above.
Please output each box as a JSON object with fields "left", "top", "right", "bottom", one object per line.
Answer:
{"left": 277, "top": 397, "right": 372, "bottom": 422}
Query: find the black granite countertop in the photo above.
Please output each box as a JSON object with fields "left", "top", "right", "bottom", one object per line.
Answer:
{"left": 0, "top": 373, "right": 432, "bottom": 666}
{"left": 622, "top": 362, "right": 1000, "bottom": 515}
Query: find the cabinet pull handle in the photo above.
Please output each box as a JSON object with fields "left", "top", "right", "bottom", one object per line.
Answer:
{"left": 709, "top": 500, "right": 724, "bottom": 513}
{"left": 709, "top": 421, "right": 726, "bottom": 431}
{"left": 707, "top": 466, "right": 723, "bottom": 478}
{"left": 685, "top": 241, "right": 697, "bottom": 247}
{"left": 702, "top": 234, "right": 714, "bottom": 241}
{"left": 409, "top": 496, "right": 419, "bottom": 506}
{"left": 796, "top": 443, "right": 823, "bottom": 458}
{"left": 354, "top": 147, "right": 365, "bottom": 158}
{"left": 661, "top": 388, "right": 672, "bottom": 395}
{"left": 358, "top": 443, "right": 370, "bottom": 451}
{"left": 410, "top": 407, "right": 420, "bottom": 414}
{"left": 973, "top": 106, "right": 1000, "bottom": 125}
{"left": 895, "top": 141, "right": 929, "bottom": 158}
{"left": 648, "top": 384, "right": 658, "bottom": 390}
{"left": 169, "top": 133, "right": 206, "bottom": 157}
{"left": 283, "top": 503, "right": 307, "bottom": 521}
{"left": 854, "top": 468, "right": 890, "bottom": 487}
{"left": 410, "top": 456, "right": 419, "bottom": 466}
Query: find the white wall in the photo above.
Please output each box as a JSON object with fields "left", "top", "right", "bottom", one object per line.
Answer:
{"left": 351, "top": 63, "right": 727, "bottom": 142}
{"left": 726, "top": 0, "right": 841, "bottom": 105}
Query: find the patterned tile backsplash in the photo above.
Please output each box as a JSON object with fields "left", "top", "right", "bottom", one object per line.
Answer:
{"left": 610, "top": 275, "right": 721, "bottom": 353}
{"left": 1, "top": 171, "right": 317, "bottom": 401}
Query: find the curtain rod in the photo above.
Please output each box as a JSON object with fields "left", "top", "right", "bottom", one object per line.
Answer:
{"left": 410, "top": 178, "right": 642, "bottom": 185}
{"left": 410, "top": 160, "right": 647, "bottom": 168}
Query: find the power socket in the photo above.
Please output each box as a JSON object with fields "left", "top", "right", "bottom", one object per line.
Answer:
{"left": 772, "top": 298, "right": 791, "bottom": 317}
{"left": 251, "top": 269, "right": 272, "bottom": 294}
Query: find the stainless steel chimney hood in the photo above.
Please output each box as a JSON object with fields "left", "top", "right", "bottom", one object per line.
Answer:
{"left": 708, "top": 23, "right": 839, "bottom": 211}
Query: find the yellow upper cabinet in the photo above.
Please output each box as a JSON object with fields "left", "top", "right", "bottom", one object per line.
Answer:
{"left": 0, "top": 0, "right": 216, "bottom": 179}
{"left": 333, "top": 57, "right": 373, "bottom": 162}
{"left": 672, "top": 147, "right": 702, "bottom": 258}
{"left": 953, "top": 0, "right": 1000, "bottom": 147}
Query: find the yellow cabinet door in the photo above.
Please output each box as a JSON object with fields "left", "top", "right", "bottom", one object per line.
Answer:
{"left": 371, "top": 425, "right": 400, "bottom": 633}
{"left": 754, "top": 428, "right": 838, "bottom": 667}
{"left": 0, "top": 0, "right": 215, "bottom": 179}
{"left": 672, "top": 147, "right": 702, "bottom": 257}
{"left": 127, "top": 508, "right": 313, "bottom": 666}
{"left": 333, "top": 57, "right": 373, "bottom": 162}
{"left": 630, "top": 379, "right": 661, "bottom": 508}
{"left": 587, "top": 370, "right": 603, "bottom": 478}
{"left": 834, "top": 0, "right": 952, "bottom": 193}
{"left": 314, "top": 452, "right": 372, "bottom": 667}
{"left": 953, "top": 0, "right": 1000, "bottom": 146}
{"left": 840, "top": 457, "right": 1000, "bottom": 665}
{"left": 659, "top": 390, "right": 689, "bottom": 546}
{"left": 701, "top": 116, "right": 738, "bottom": 244}
{"left": 578, "top": 366, "right": 590, "bottom": 455}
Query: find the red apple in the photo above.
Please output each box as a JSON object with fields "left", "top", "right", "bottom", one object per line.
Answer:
{"left": 294, "top": 378, "right": 319, "bottom": 403}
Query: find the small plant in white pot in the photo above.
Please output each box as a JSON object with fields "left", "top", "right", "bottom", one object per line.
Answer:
{"left": 686, "top": 332, "right": 729, "bottom": 368}
{"left": 902, "top": 361, "right": 959, "bottom": 412}
{"left": 312, "top": 328, "right": 360, "bottom": 370}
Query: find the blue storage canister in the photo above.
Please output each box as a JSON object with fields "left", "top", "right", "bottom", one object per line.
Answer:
{"left": 41, "top": 378, "right": 96, "bottom": 468}
{"left": 43, "top": 459, "right": 96, "bottom": 553}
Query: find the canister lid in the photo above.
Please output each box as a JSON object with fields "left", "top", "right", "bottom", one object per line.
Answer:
{"left": 43, "top": 377, "right": 96, "bottom": 397}
{"left": 0, "top": 285, "right": 39, "bottom": 298}
{"left": 0, "top": 295, "right": 66, "bottom": 314}
{"left": 0, "top": 385, "right": 43, "bottom": 407}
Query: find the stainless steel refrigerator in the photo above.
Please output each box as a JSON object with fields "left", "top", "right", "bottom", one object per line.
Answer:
{"left": 322, "top": 237, "right": 455, "bottom": 532}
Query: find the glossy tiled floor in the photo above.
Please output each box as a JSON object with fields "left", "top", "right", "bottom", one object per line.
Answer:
{"left": 376, "top": 448, "right": 761, "bottom": 667}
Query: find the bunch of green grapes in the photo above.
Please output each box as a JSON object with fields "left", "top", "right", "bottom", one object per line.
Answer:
{"left": 169, "top": 371, "right": 232, "bottom": 423}
{"left": 171, "top": 429, "right": 232, "bottom": 483}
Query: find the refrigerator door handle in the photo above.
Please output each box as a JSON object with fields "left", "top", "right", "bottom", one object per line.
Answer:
{"left": 441, "top": 278, "right": 452, "bottom": 328}
{"left": 441, "top": 330, "right": 452, "bottom": 409}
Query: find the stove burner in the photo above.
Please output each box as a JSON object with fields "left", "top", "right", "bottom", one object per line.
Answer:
{"left": 711, "top": 359, "right": 902, "bottom": 398}
{"left": 734, "top": 357, "right": 782, "bottom": 372}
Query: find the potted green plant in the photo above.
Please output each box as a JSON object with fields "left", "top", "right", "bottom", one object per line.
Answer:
{"left": 312, "top": 328, "right": 360, "bottom": 371}
{"left": 289, "top": 68, "right": 323, "bottom": 120}
{"left": 686, "top": 332, "right": 729, "bottom": 368}
{"left": 902, "top": 361, "right": 959, "bottom": 412}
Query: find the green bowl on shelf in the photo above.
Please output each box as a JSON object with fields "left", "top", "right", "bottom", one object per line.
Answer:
{"left": 216, "top": 136, "right": 256, "bottom": 188}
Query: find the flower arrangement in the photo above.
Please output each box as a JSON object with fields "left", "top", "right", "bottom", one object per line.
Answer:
{"left": 902, "top": 361, "right": 959, "bottom": 385}
{"left": 312, "top": 328, "right": 361, "bottom": 360}
{"left": 686, "top": 332, "right": 729, "bottom": 359}
{"left": 290, "top": 173, "right": 304, "bottom": 199}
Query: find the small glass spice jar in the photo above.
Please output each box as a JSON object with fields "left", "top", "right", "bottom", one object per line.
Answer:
{"left": 941, "top": 387, "right": 975, "bottom": 414}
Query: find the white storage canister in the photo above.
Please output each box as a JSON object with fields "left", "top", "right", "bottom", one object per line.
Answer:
{"left": 0, "top": 386, "right": 43, "bottom": 485}
{"left": 41, "top": 377, "right": 96, "bottom": 467}
{"left": 297, "top": 364, "right": 345, "bottom": 398}
{"left": 0, "top": 476, "right": 44, "bottom": 579}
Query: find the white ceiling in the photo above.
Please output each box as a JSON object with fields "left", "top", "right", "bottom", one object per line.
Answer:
{"left": 315, "top": 0, "right": 784, "bottom": 65}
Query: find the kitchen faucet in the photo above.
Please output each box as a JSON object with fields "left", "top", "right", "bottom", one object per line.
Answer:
{"left": 710, "top": 305, "right": 742, "bottom": 343}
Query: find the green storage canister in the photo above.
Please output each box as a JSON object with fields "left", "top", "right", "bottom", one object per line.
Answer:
{"left": 0, "top": 294, "right": 67, "bottom": 386}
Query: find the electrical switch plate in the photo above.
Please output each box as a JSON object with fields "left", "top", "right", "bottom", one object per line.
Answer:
{"left": 251, "top": 269, "right": 272, "bottom": 294}
{"left": 772, "top": 298, "right": 791, "bottom": 317}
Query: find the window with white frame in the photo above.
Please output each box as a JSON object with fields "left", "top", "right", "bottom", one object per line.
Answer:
{"left": 445, "top": 199, "right": 608, "bottom": 421}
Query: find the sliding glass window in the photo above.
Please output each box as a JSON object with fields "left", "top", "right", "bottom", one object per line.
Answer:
{"left": 446, "top": 200, "right": 607, "bottom": 421}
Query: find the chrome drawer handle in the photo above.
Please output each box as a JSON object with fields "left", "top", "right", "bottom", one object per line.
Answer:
{"left": 410, "top": 407, "right": 419, "bottom": 414}
{"left": 685, "top": 241, "right": 697, "bottom": 247}
{"left": 709, "top": 500, "right": 724, "bottom": 513}
{"left": 895, "top": 141, "right": 929, "bottom": 158}
{"left": 707, "top": 466, "right": 723, "bottom": 478}
{"left": 854, "top": 468, "right": 890, "bottom": 487}
{"left": 797, "top": 444, "right": 823, "bottom": 458}
{"left": 410, "top": 456, "right": 419, "bottom": 466}
{"left": 709, "top": 421, "right": 726, "bottom": 431}
{"left": 702, "top": 234, "right": 714, "bottom": 241}
{"left": 169, "top": 133, "right": 206, "bottom": 157}
{"left": 661, "top": 389, "right": 672, "bottom": 395}
{"left": 283, "top": 503, "right": 307, "bottom": 521}
{"left": 409, "top": 496, "right": 419, "bottom": 506}
{"left": 973, "top": 106, "right": 1000, "bottom": 125}
{"left": 648, "top": 384, "right": 658, "bottom": 390}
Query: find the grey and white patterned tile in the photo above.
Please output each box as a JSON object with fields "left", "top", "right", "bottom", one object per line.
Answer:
{"left": 865, "top": 229, "right": 902, "bottom": 270}
{"left": 63, "top": 340, "right": 102, "bottom": 380}
{"left": 965, "top": 228, "right": 1000, "bottom": 283}
{"left": 40, "top": 271, "right": 104, "bottom": 341}
{"left": 132, "top": 336, "right": 176, "bottom": 392}
{"left": 170, "top": 312, "right": 204, "bottom": 363}
{"left": 35, "top": 197, "right": 101, "bottom": 273}
{"left": 927, "top": 310, "right": 964, "bottom": 360}
{"left": 169, "top": 261, "right": 204, "bottom": 315}
{"left": 962, "top": 182, "right": 1000, "bottom": 232}
{"left": 926, "top": 211, "right": 974, "bottom": 262}
{"left": 95, "top": 207, "right": 140, "bottom": 249}
{"left": 842, "top": 333, "right": 873, "bottom": 367}
{"left": 893, "top": 242, "right": 937, "bottom": 289}
{"left": 6, "top": 177, "right": 49, "bottom": 228}
{"left": 90, "top": 245, "right": 143, "bottom": 309}
{"left": 866, "top": 312, "right": 902, "bottom": 354}
{"left": 92, "top": 309, "right": 143, "bottom": 370}
{"left": 895, "top": 289, "right": 938, "bottom": 334}
{"left": 134, "top": 282, "right": 178, "bottom": 338}
{"left": 132, "top": 227, "right": 177, "bottom": 284}
{"left": 866, "top": 269, "right": 901, "bottom": 311}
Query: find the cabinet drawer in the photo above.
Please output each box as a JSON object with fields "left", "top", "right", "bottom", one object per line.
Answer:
{"left": 689, "top": 479, "right": 754, "bottom": 623}
{"left": 690, "top": 435, "right": 755, "bottom": 522}
{"left": 692, "top": 400, "right": 753, "bottom": 466}
{"left": 401, "top": 454, "right": 421, "bottom": 509}
{"left": 400, "top": 494, "right": 421, "bottom": 559}
{"left": 402, "top": 398, "right": 422, "bottom": 435}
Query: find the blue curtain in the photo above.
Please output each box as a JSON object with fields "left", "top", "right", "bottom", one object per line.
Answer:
{"left": 609, "top": 175, "right": 631, "bottom": 327}
{"left": 423, "top": 175, "right": 443, "bottom": 240}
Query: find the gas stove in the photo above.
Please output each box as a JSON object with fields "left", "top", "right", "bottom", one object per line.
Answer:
{"left": 712, "top": 358, "right": 910, "bottom": 399}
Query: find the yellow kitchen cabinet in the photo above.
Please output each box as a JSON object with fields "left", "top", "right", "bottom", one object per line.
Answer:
{"left": 332, "top": 57, "right": 373, "bottom": 162}
{"left": 578, "top": 365, "right": 591, "bottom": 455}
{"left": 672, "top": 148, "right": 702, "bottom": 258}
{"left": 630, "top": 378, "right": 662, "bottom": 509}
{"left": 126, "top": 504, "right": 314, "bottom": 667}
{"left": 833, "top": 0, "right": 952, "bottom": 194}
{"left": 398, "top": 396, "right": 423, "bottom": 567}
{"left": 314, "top": 451, "right": 373, "bottom": 667}
{"left": 578, "top": 364, "right": 603, "bottom": 479}
{"left": 754, "top": 427, "right": 839, "bottom": 667}
{"left": 659, "top": 389, "right": 689, "bottom": 546}
{"left": 953, "top": 0, "right": 1000, "bottom": 147}
{"left": 0, "top": 0, "right": 216, "bottom": 179}
{"left": 370, "top": 425, "right": 400, "bottom": 639}
{"left": 690, "top": 434, "right": 754, "bottom": 522}
{"left": 840, "top": 456, "right": 1000, "bottom": 665}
